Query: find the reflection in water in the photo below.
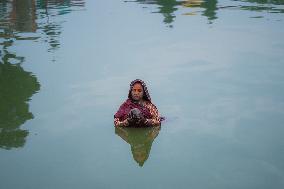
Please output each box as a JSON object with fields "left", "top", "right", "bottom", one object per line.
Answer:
{"left": 0, "top": 0, "right": 39, "bottom": 58}
{"left": 36, "top": 0, "right": 85, "bottom": 52}
{"left": 127, "top": 0, "right": 284, "bottom": 26}
{"left": 0, "top": 54, "right": 40, "bottom": 150}
{"left": 8, "top": 0, "right": 37, "bottom": 32}
{"left": 126, "top": 0, "right": 218, "bottom": 26}
{"left": 0, "top": 1, "right": 39, "bottom": 150}
{"left": 115, "top": 126, "right": 161, "bottom": 167}
{"left": 236, "top": 0, "right": 284, "bottom": 14}
{"left": 182, "top": 0, "right": 218, "bottom": 23}
{"left": 131, "top": 0, "right": 191, "bottom": 26}
{"left": 240, "top": 0, "right": 284, "bottom": 5}
{"left": 0, "top": 0, "right": 85, "bottom": 53}
{"left": 0, "top": 0, "right": 84, "bottom": 149}
{"left": 201, "top": 0, "right": 217, "bottom": 23}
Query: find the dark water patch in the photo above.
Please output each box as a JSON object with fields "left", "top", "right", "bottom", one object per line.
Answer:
{"left": 234, "top": 0, "right": 284, "bottom": 6}
{"left": 250, "top": 15, "right": 264, "bottom": 18}
{"left": 0, "top": 54, "right": 40, "bottom": 150}
{"left": 239, "top": 5, "right": 284, "bottom": 13}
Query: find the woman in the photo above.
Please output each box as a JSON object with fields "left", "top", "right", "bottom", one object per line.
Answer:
{"left": 114, "top": 79, "right": 161, "bottom": 127}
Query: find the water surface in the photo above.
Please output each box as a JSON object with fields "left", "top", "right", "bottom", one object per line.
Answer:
{"left": 0, "top": 0, "right": 284, "bottom": 188}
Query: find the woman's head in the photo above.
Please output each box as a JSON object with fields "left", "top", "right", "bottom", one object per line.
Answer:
{"left": 128, "top": 79, "right": 151, "bottom": 102}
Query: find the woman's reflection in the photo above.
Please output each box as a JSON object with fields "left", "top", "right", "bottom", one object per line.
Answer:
{"left": 115, "top": 126, "right": 161, "bottom": 167}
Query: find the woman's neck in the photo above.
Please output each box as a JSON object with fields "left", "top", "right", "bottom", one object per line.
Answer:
{"left": 132, "top": 99, "right": 144, "bottom": 105}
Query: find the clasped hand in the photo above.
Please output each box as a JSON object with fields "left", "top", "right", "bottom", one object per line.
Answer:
{"left": 127, "top": 108, "right": 147, "bottom": 126}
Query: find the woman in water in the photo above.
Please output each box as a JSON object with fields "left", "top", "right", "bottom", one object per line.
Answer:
{"left": 114, "top": 79, "right": 161, "bottom": 127}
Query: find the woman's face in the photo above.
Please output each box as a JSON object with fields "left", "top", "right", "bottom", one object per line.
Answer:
{"left": 131, "top": 83, "right": 144, "bottom": 101}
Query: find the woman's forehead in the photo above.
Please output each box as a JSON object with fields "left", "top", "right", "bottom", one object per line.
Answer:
{"left": 133, "top": 83, "right": 143, "bottom": 88}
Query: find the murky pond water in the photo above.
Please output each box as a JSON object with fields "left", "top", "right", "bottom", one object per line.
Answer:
{"left": 1, "top": 0, "right": 284, "bottom": 188}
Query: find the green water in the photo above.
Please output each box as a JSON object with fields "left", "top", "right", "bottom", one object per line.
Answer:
{"left": 0, "top": 0, "right": 284, "bottom": 188}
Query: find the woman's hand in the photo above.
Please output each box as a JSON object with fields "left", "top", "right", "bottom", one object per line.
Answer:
{"left": 127, "top": 108, "right": 147, "bottom": 126}
{"left": 127, "top": 117, "right": 136, "bottom": 126}
{"left": 136, "top": 117, "right": 147, "bottom": 126}
{"left": 144, "top": 119, "right": 151, "bottom": 126}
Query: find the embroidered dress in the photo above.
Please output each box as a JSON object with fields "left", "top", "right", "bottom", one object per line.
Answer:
{"left": 114, "top": 79, "right": 161, "bottom": 127}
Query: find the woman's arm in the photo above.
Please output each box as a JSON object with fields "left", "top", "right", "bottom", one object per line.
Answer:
{"left": 145, "top": 103, "right": 161, "bottom": 126}
{"left": 114, "top": 118, "right": 129, "bottom": 127}
{"left": 145, "top": 118, "right": 160, "bottom": 126}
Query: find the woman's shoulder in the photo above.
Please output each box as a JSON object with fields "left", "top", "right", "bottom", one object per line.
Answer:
{"left": 120, "top": 99, "right": 131, "bottom": 106}
{"left": 144, "top": 100, "right": 158, "bottom": 110}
